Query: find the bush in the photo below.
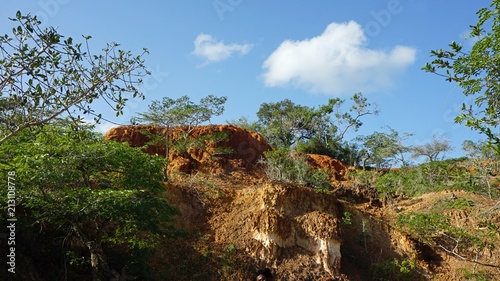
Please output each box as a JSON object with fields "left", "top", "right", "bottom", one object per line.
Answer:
{"left": 370, "top": 158, "right": 499, "bottom": 198}
{"left": 261, "top": 148, "right": 332, "bottom": 191}
{"left": 371, "top": 258, "right": 416, "bottom": 280}
{"left": 349, "top": 169, "right": 377, "bottom": 186}
{"left": 396, "top": 210, "right": 499, "bottom": 266}
{"left": 396, "top": 212, "right": 451, "bottom": 243}
{"left": 296, "top": 138, "right": 360, "bottom": 167}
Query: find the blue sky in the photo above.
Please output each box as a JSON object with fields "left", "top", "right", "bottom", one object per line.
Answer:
{"left": 1, "top": 0, "right": 491, "bottom": 160}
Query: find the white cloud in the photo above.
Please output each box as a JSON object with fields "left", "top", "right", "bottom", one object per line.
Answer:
{"left": 83, "top": 119, "right": 117, "bottom": 135}
{"left": 95, "top": 121, "right": 117, "bottom": 135}
{"left": 193, "top": 33, "right": 252, "bottom": 65}
{"left": 262, "top": 21, "right": 417, "bottom": 95}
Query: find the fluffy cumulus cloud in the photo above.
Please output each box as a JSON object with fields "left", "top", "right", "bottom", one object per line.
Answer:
{"left": 193, "top": 33, "right": 252, "bottom": 65}
{"left": 262, "top": 21, "right": 417, "bottom": 95}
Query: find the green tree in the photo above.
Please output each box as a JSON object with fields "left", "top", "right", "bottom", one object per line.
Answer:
{"left": 0, "top": 11, "right": 149, "bottom": 145}
{"left": 423, "top": 1, "right": 500, "bottom": 152}
{"left": 135, "top": 95, "right": 227, "bottom": 136}
{"left": 462, "top": 139, "right": 500, "bottom": 198}
{"left": 256, "top": 99, "right": 318, "bottom": 148}
{"left": 133, "top": 95, "right": 228, "bottom": 176}
{"left": 462, "top": 139, "right": 498, "bottom": 160}
{"left": 256, "top": 93, "right": 378, "bottom": 151}
{"left": 0, "top": 125, "right": 179, "bottom": 281}
{"left": 357, "top": 128, "right": 413, "bottom": 170}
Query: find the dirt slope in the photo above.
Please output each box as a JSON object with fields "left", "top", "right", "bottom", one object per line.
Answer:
{"left": 105, "top": 125, "right": 500, "bottom": 281}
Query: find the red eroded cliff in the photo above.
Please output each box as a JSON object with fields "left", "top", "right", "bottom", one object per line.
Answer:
{"left": 104, "top": 124, "right": 271, "bottom": 174}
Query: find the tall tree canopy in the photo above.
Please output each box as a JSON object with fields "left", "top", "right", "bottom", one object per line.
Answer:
{"left": 357, "top": 128, "right": 413, "bottom": 170}
{"left": 423, "top": 1, "right": 500, "bottom": 151}
{"left": 134, "top": 95, "right": 227, "bottom": 132}
{"left": 133, "top": 95, "right": 228, "bottom": 155}
{"left": 0, "top": 11, "right": 149, "bottom": 145}
{"left": 255, "top": 93, "right": 378, "bottom": 150}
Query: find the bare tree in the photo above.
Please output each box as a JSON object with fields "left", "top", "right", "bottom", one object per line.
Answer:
{"left": 412, "top": 134, "right": 453, "bottom": 162}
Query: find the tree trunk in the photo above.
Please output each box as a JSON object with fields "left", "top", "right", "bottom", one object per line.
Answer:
{"left": 362, "top": 154, "right": 370, "bottom": 170}
{"left": 89, "top": 242, "right": 101, "bottom": 281}
{"left": 164, "top": 125, "right": 170, "bottom": 181}
{"left": 86, "top": 241, "right": 113, "bottom": 281}
{"left": 72, "top": 226, "right": 113, "bottom": 281}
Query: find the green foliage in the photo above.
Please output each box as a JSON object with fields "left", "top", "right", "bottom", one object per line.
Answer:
{"left": 371, "top": 258, "right": 416, "bottom": 280}
{"left": 134, "top": 95, "right": 227, "bottom": 131}
{"left": 261, "top": 148, "right": 333, "bottom": 191}
{"left": 462, "top": 139, "right": 500, "bottom": 198}
{"left": 256, "top": 99, "right": 320, "bottom": 148}
{"left": 423, "top": 1, "right": 500, "bottom": 151}
{"left": 457, "top": 268, "right": 491, "bottom": 281}
{"left": 369, "top": 158, "right": 497, "bottom": 198}
{"left": 176, "top": 131, "right": 233, "bottom": 158}
{"left": 262, "top": 148, "right": 310, "bottom": 185}
{"left": 396, "top": 212, "right": 451, "bottom": 243}
{"left": 342, "top": 211, "right": 353, "bottom": 225}
{"left": 218, "top": 244, "right": 238, "bottom": 278}
{"left": 0, "top": 125, "right": 180, "bottom": 279}
{"left": 227, "top": 116, "right": 259, "bottom": 132}
{"left": 255, "top": 93, "right": 378, "bottom": 152}
{"left": 308, "top": 169, "right": 333, "bottom": 192}
{"left": 432, "top": 197, "right": 475, "bottom": 211}
{"left": 296, "top": 137, "right": 361, "bottom": 167}
{"left": 134, "top": 95, "right": 229, "bottom": 176}
{"left": 357, "top": 127, "right": 413, "bottom": 170}
{"left": 349, "top": 169, "right": 376, "bottom": 187}
{"left": 0, "top": 11, "right": 149, "bottom": 145}
{"left": 462, "top": 139, "right": 499, "bottom": 159}
{"left": 397, "top": 210, "right": 499, "bottom": 266}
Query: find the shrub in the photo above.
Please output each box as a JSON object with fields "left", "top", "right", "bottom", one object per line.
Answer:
{"left": 371, "top": 258, "right": 416, "bottom": 280}
{"left": 370, "top": 158, "right": 499, "bottom": 198}
{"left": 261, "top": 148, "right": 332, "bottom": 190}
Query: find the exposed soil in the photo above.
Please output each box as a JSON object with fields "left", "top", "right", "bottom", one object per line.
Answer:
{"left": 106, "top": 125, "right": 500, "bottom": 281}
{"left": 104, "top": 124, "right": 271, "bottom": 174}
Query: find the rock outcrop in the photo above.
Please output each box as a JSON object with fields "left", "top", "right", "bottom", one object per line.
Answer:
{"left": 104, "top": 124, "right": 271, "bottom": 174}
{"left": 306, "top": 153, "right": 348, "bottom": 180}
{"left": 105, "top": 124, "right": 351, "bottom": 278}
{"left": 213, "top": 182, "right": 342, "bottom": 278}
